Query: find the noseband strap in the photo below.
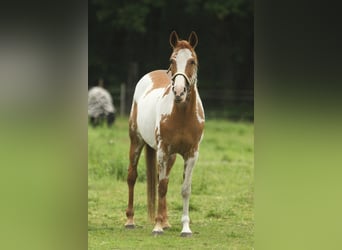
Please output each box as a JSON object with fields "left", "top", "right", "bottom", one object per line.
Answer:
{"left": 171, "top": 72, "right": 192, "bottom": 86}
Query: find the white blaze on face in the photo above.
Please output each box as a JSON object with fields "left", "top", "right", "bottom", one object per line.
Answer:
{"left": 173, "top": 49, "right": 192, "bottom": 101}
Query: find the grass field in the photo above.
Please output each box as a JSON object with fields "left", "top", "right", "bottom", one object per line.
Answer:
{"left": 88, "top": 116, "right": 254, "bottom": 249}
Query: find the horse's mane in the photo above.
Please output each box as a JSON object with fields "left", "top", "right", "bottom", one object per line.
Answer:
{"left": 175, "top": 40, "right": 192, "bottom": 49}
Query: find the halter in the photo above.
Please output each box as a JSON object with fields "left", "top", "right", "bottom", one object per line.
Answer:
{"left": 171, "top": 72, "right": 193, "bottom": 86}
{"left": 167, "top": 64, "right": 195, "bottom": 87}
{"left": 170, "top": 72, "right": 192, "bottom": 100}
{"left": 169, "top": 72, "right": 194, "bottom": 103}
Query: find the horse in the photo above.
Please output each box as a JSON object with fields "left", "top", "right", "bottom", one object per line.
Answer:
{"left": 125, "top": 31, "right": 205, "bottom": 237}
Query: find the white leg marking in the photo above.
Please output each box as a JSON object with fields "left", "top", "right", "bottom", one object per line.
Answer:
{"left": 157, "top": 145, "right": 167, "bottom": 180}
{"left": 181, "top": 152, "right": 199, "bottom": 236}
{"left": 152, "top": 222, "right": 164, "bottom": 235}
{"left": 181, "top": 215, "right": 191, "bottom": 234}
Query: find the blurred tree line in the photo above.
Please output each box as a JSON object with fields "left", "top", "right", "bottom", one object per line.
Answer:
{"left": 89, "top": 0, "right": 253, "bottom": 120}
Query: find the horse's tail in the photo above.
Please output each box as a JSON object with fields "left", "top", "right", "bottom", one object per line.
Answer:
{"left": 145, "top": 144, "right": 157, "bottom": 222}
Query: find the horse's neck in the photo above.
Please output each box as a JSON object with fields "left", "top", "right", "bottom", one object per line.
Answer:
{"left": 188, "top": 83, "right": 199, "bottom": 110}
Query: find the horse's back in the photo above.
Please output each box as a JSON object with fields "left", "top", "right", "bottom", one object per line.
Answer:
{"left": 131, "top": 70, "right": 171, "bottom": 148}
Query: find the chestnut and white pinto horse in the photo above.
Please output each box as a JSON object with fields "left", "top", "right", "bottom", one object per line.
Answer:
{"left": 125, "top": 31, "right": 205, "bottom": 237}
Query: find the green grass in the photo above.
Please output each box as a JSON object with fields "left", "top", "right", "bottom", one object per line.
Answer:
{"left": 88, "top": 116, "right": 254, "bottom": 249}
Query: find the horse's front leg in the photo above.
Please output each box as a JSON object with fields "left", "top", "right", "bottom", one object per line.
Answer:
{"left": 152, "top": 146, "right": 176, "bottom": 235}
{"left": 180, "top": 151, "right": 199, "bottom": 237}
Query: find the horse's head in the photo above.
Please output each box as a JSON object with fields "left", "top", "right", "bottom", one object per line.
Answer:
{"left": 169, "top": 31, "right": 198, "bottom": 104}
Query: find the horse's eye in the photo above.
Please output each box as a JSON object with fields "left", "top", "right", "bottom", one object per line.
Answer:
{"left": 170, "top": 59, "right": 175, "bottom": 65}
{"left": 189, "top": 59, "right": 196, "bottom": 65}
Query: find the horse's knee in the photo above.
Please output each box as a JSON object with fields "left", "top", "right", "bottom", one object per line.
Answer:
{"left": 181, "top": 185, "right": 191, "bottom": 198}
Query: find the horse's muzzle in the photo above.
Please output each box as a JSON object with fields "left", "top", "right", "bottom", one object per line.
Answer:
{"left": 175, "top": 95, "right": 182, "bottom": 103}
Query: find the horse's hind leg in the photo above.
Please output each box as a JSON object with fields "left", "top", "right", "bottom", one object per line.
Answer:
{"left": 125, "top": 127, "right": 145, "bottom": 228}
{"left": 145, "top": 145, "right": 157, "bottom": 223}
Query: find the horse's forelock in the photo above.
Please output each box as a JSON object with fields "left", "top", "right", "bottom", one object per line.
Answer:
{"left": 174, "top": 40, "right": 196, "bottom": 53}
{"left": 172, "top": 40, "right": 197, "bottom": 62}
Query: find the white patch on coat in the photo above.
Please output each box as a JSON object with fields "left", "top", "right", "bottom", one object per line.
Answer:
{"left": 133, "top": 74, "right": 159, "bottom": 148}
{"left": 154, "top": 83, "right": 175, "bottom": 147}
{"left": 133, "top": 71, "right": 175, "bottom": 149}
{"left": 132, "top": 74, "right": 152, "bottom": 102}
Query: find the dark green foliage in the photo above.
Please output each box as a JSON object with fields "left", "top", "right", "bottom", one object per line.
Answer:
{"left": 89, "top": 0, "right": 253, "bottom": 119}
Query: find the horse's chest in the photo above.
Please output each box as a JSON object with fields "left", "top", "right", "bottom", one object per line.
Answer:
{"left": 158, "top": 114, "right": 203, "bottom": 155}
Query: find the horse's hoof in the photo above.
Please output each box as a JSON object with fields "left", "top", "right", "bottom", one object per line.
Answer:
{"left": 152, "top": 230, "right": 164, "bottom": 236}
{"left": 180, "top": 232, "right": 192, "bottom": 237}
{"left": 125, "top": 224, "right": 135, "bottom": 229}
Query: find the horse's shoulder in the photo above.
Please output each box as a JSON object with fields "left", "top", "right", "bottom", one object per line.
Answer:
{"left": 148, "top": 70, "right": 171, "bottom": 89}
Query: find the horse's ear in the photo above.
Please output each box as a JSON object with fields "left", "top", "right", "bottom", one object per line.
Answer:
{"left": 169, "top": 31, "right": 179, "bottom": 48}
{"left": 188, "top": 31, "right": 198, "bottom": 49}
